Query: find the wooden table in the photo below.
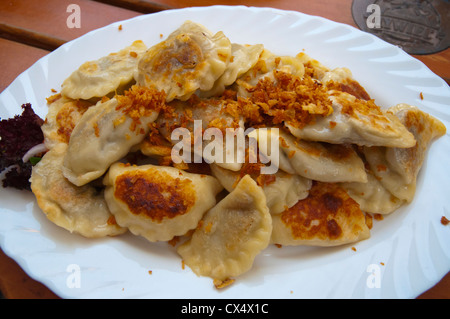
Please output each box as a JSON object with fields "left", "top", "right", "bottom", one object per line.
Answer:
{"left": 0, "top": 0, "right": 449, "bottom": 299}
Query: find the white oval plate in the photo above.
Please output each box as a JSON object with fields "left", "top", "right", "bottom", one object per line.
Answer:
{"left": 1, "top": 6, "right": 449, "bottom": 299}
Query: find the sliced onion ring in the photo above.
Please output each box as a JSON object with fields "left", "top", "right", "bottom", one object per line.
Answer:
{"left": 22, "top": 143, "right": 47, "bottom": 163}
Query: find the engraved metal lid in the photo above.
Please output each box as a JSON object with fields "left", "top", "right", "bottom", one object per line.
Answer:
{"left": 352, "top": 0, "right": 450, "bottom": 55}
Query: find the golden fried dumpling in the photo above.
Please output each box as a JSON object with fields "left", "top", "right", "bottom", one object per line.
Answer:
{"left": 63, "top": 86, "right": 164, "bottom": 186}
{"left": 30, "top": 143, "right": 126, "bottom": 238}
{"left": 136, "top": 21, "right": 232, "bottom": 102}
{"left": 297, "top": 52, "right": 371, "bottom": 101}
{"left": 157, "top": 98, "right": 240, "bottom": 138}
{"left": 321, "top": 67, "right": 371, "bottom": 101}
{"left": 341, "top": 171, "right": 405, "bottom": 215}
{"left": 251, "top": 128, "right": 367, "bottom": 183}
{"left": 295, "top": 52, "right": 330, "bottom": 81}
{"left": 61, "top": 40, "right": 147, "bottom": 100}
{"left": 139, "top": 128, "right": 173, "bottom": 158}
{"left": 286, "top": 92, "right": 416, "bottom": 148}
{"left": 41, "top": 96, "right": 93, "bottom": 148}
{"left": 103, "top": 163, "right": 223, "bottom": 242}
{"left": 199, "top": 43, "right": 264, "bottom": 97}
{"left": 235, "top": 49, "right": 305, "bottom": 97}
{"left": 210, "top": 163, "right": 311, "bottom": 214}
{"left": 157, "top": 98, "right": 245, "bottom": 171}
{"left": 271, "top": 182, "right": 370, "bottom": 246}
{"left": 362, "top": 104, "right": 446, "bottom": 203}
{"left": 177, "top": 175, "right": 272, "bottom": 281}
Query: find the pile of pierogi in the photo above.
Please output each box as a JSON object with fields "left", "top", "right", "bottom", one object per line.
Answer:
{"left": 31, "top": 21, "right": 446, "bottom": 288}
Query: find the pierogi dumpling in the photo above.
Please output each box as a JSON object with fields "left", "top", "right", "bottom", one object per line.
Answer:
{"left": 235, "top": 49, "right": 305, "bottom": 98}
{"left": 177, "top": 175, "right": 272, "bottom": 281}
{"left": 362, "top": 104, "right": 446, "bottom": 203}
{"left": 156, "top": 98, "right": 245, "bottom": 171}
{"left": 61, "top": 40, "right": 147, "bottom": 100}
{"left": 199, "top": 43, "right": 264, "bottom": 98}
{"left": 103, "top": 163, "right": 223, "bottom": 242}
{"left": 30, "top": 143, "right": 126, "bottom": 238}
{"left": 136, "top": 21, "right": 232, "bottom": 102}
{"left": 41, "top": 96, "right": 93, "bottom": 148}
{"left": 271, "top": 182, "right": 370, "bottom": 246}
{"left": 341, "top": 170, "right": 405, "bottom": 215}
{"left": 342, "top": 104, "right": 446, "bottom": 214}
{"left": 250, "top": 128, "right": 367, "bottom": 183}
{"left": 285, "top": 91, "right": 416, "bottom": 148}
{"left": 63, "top": 86, "right": 164, "bottom": 186}
{"left": 210, "top": 163, "right": 311, "bottom": 215}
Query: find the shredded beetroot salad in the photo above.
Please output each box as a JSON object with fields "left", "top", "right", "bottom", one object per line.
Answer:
{"left": 0, "top": 103, "right": 45, "bottom": 190}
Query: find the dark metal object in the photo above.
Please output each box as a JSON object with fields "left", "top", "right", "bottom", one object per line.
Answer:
{"left": 352, "top": 0, "right": 450, "bottom": 55}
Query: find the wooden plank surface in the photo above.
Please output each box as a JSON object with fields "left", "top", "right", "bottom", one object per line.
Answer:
{"left": 92, "top": 0, "right": 173, "bottom": 12}
{"left": 0, "top": 0, "right": 141, "bottom": 42}
{"left": 0, "top": 38, "right": 49, "bottom": 92}
{"left": 0, "top": 0, "right": 449, "bottom": 299}
{"left": 0, "top": 23, "right": 66, "bottom": 51}
{"left": 156, "top": 0, "right": 359, "bottom": 25}
{"left": 0, "top": 249, "right": 59, "bottom": 299}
